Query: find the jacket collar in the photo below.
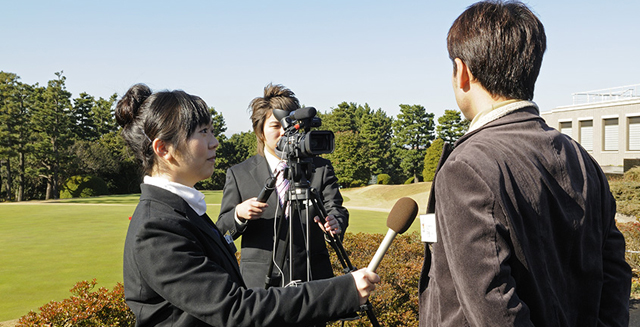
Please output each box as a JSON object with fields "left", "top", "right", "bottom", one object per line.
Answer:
{"left": 467, "top": 100, "right": 537, "bottom": 133}
{"left": 140, "top": 184, "right": 192, "bottom": 215}
{"left": 456, "top": 106, "right": 541, "bottom": 147}
{"left": 143, "top": 176, "right": 207, "bottom": 216}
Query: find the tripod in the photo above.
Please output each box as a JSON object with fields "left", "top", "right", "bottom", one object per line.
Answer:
{"left": 263, "top": 157, "right": 381, "bottom": 327}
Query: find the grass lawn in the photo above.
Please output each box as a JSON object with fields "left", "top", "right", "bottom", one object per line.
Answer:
{"left": 0, "top": 203, "right": 135, "bottom": 321}
{"left": 0, "top": 188, "right": 424, "bottom": 322}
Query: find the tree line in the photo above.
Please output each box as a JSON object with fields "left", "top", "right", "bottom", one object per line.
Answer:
{"left": 0, "top": 71, "right": 469, "bottom": 201}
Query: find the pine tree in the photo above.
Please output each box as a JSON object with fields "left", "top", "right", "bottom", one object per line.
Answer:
{"left": 325, "top": 130, "right": 370, "bottom": 187}
{"left": 392, "top": 104, "right": 435, "bottom": 183}
{"left": 92, "top": 94, "right": 118, "bottom": 136}
{"left": 436, "top": 109, "right": 469, "bottom": 144}
{"left": 72, "top": 92, "right": 98, "bottom": 141}
{"left": 31, "top": 72, "right": 73, "bottom": 199}
{"left": 0, "top": 72, "right": 33, "bottom": 201}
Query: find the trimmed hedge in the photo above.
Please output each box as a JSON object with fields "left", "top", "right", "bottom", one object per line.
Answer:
{"left": 422, "top": 139, "right": 444, "bottom": 182}
{"left": 16, "top": 225, "right": 638, "bottom": 325}
{"left": 377, "top": 174, "right": 391, "bottom": 185}
{"left": 328, "top": 232, "right": 422, "bottom": 326}
{"left": 609, "top": 167, "right": 640, "bottom": 219}
{"left": 17, "top": 233, "right": 423, "bottom": 326}
{"left": 16, "top": 279, "right": 134, "bottom": 327}
{"left": 60, "top": 175, "right": 109, "bottom": 199}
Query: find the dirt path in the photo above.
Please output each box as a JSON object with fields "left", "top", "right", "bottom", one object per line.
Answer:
{"left": 0, "top": 319, "right": 18, "bottom": 327}
{"left": 343, "top": 205, "right": 391, "bottom": 213}
{"left": 617, "top": 213, "right": 637, "bottom": 223}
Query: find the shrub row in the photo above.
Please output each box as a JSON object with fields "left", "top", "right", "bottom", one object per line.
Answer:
{"left": 17, "top": 232, "right": 423, "bottom": 326}
{"left": 609, "top": 167, "right": 640, "bottom": 220}
{"left": 17, "top": 165, "right": 640, "bottom": 326}
{"left": 17, "top": 279, "right": 134, "bottom": 327}
{"left": 328, "top": 232, "right": 423, "bottom": 327}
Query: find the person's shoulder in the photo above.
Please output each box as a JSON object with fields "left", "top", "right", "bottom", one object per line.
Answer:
{"left": 139, "top": 185, "right": 188, "bottom": 214}
{"left": 448, "top": 134, "right": 496, "bottom": 163}
{"left": 229, "top": 155, "right": 264, "bottom": 172}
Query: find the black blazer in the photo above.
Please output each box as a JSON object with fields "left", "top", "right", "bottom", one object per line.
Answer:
{"left": 216, "top": 155, "right": 349, "bottom": 288}
{"left": 123, "top": 184, "right": 360, "bottom": 327}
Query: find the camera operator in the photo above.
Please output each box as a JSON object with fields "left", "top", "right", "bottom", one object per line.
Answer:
{"left": 217, "top": 83, "right": 348, "bottom": 291}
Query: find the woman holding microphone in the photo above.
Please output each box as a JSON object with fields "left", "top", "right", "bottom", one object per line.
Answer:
{"left": 117, "top": 83, "right": 379, "bottom": 327}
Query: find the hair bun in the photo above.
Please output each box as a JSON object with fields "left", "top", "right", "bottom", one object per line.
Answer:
{"left": 115, "top": 83, "right": 152, "bottom": 128}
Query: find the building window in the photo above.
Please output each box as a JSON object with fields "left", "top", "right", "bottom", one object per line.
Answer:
{"left": 559, "top": 121, "right": 572, "bottom": 137}
{"left": 603, "top": 118, "right": 619, "bottom": 151}
{"left": 629, "top": 116, "right": 640, "bottom": 151}
{"left": 579, "top": 120, "right": 593, "bottom": 151}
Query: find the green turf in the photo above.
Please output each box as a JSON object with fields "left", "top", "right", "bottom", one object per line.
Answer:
{"left": 346, "top": 209, "right": 421, "bottom": 235}
{"left": 51, "top": 190, "right": 224, "bottom": 205}
{"left": 0, "top": 204, "right": 136, "bottom": 321}
{"left": 0, "top": 191, "right": 416, "bottom": 321}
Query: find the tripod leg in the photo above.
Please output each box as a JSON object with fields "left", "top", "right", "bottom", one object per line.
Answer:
{"left": 264, "top": 206, "right": 288, "bottom": 289}
{"left": 363, "top": 302, "right": 382, "bottom": 327}
{"left": 308, "top": 188, "right": 383, "bottom": 327}
{"left": 309, "top": 188, "right": 355, "bottom": 271}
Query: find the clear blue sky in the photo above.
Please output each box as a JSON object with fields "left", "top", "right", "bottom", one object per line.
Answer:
{"left": 3, "top": 0, "right": 639, "bottom": 135}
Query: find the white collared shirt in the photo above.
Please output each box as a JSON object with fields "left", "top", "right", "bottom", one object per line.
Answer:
{"left": 264, "top": 147, "right": 283, "bottom": 175}
{"left": 144, "top": 175, "right": 207, "bottom": 216}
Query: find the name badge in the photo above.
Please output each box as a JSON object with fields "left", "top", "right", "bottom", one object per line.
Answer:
{"left": 224, "top": 233, "right": 234, "bottom": 245}
{"left": 420, "top": 214, "right": 437, "bottom": 243}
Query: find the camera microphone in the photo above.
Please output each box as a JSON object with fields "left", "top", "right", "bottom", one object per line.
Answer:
{"left": 366, "top": 197, "right": 419, "bottom": 272}
{"left": 291, "top": 107, "right": 316, "bottom": 120}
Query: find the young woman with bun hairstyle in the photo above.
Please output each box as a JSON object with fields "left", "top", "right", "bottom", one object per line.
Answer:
{"left": 117, "top": 83, "right": 379, "bottom": 327}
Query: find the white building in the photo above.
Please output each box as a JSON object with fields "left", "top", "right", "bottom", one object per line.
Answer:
{"left": 540, "top": 84, "right": 640, "bottom": 173}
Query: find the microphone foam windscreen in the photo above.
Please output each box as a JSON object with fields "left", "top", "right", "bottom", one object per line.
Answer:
{"left": 386, "top": 197, "right": 419, "bottom": 234}
{"left": 293, "top": 107, "right": 316, "bottom": 120}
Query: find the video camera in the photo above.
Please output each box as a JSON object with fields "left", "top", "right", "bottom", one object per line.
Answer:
{"left": 273, "top": 107, "right": 334, "bottom": 159}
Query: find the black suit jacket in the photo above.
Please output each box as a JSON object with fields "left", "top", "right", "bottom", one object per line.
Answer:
{"left": 123, "top": 184, "right": 360, "bottom": 327}
{"left": 216, "top": 155, "right": 349, "bottom": 288}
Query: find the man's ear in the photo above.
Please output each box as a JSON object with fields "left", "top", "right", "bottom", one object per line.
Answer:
{"left": 454, "top": 58, "right": 472, "bottom": 92}
{"left": 152, "top": 138, "right": 174, "bottom": 161}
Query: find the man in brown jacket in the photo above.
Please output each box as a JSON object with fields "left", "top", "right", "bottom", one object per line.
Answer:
{"left": 419, "top": 1, "right": 631, "bottom": 326}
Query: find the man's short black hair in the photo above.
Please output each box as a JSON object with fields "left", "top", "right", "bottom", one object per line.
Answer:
{"left": 447, "top": 0, "right": 546, "bottom": 100}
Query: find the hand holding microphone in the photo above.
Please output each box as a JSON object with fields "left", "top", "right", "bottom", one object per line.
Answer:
{"left": 351, "top": 268, "right": 381, "bottom": 305}
{"left": 236, "top": 177, "right": 274, "bottom": 222}
{"left": 367, "top": 197, "right": 419, "bottom": 272}
{"left": 236, "top": 198, "right": 268, "bottom": 221}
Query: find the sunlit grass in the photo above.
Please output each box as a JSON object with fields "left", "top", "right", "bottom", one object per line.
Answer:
{"left": 0, "top": 186, "right": 421, "bottom": 321}
{"left": 0, "top": 204, "right": 134, "bottom": 321}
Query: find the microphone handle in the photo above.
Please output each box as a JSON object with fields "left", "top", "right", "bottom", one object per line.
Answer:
{"left": 366, "top": 229, "right": 397, "bottom": 272}
{"left": 256, "top": 177, "right": 276, "bottom": 203}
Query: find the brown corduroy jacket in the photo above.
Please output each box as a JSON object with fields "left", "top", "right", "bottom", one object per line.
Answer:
{"left": 419, "top": 107, "right": 631, "bottom": 327}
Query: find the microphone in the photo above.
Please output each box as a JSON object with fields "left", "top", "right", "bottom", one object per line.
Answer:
{"left": 256, "top": 177, "right": 276, "bottom": 203}
{"left": 291, "top": 107, "right": 316, "bottom": 120}
{"left": 366, "top": 197, "right": 418, "bottom": 272}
